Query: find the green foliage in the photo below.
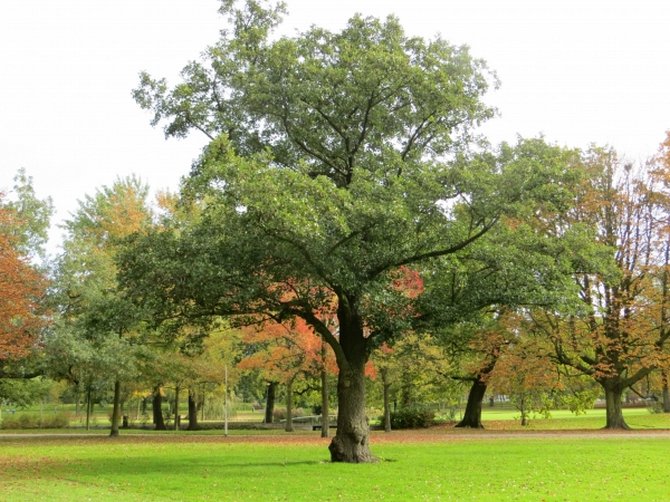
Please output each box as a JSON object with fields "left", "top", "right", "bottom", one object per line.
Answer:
{"left": 0, "top": 168, "right": 53, "bottom": 260}
{"left": 0, "top": 412, "right": 70, "bottom": 429}
{"left": 382, "top": 408, "right": 435, "bottom": 429}
{"left": 0, "top": 377, "right": 51, "bottom": 408}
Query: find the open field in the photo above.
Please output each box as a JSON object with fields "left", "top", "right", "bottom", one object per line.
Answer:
{"left": 1, "top": 430, "right": 670, "bottom": 501}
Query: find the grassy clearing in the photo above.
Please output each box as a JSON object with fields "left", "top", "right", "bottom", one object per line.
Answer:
{"left": 1, "top": 433, "right": 669, "bottom": 501}
{"left": 479, "top": 407, "right": 670, "bottom": 430}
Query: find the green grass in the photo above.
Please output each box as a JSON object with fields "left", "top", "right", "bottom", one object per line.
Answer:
{"left": 479, "top": 406, "right": 670, "bottom": 429}
{"left": 1, "top": 434, "right": 670, "bottom": 500}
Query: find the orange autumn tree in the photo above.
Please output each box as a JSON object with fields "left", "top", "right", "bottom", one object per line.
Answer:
{"left": 238, "top": 317, "right": 336, "bottom": 432}
{"left": 0, "top": 201, "right": 46, "bottom": 362}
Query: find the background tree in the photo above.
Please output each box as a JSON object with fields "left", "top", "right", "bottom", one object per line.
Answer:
{"left": 54, "top": 177, "right": 151, "bottom": 436}
{"left": 531, "top": 145, "right": 670, "bottom": 429}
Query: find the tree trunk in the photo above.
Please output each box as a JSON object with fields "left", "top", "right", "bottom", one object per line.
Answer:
{"left": 663, "top": 372, "right": 670, "bottom": 413}
{"left": 329, "top": 361, "right": 373, "bottom": 462}
{"left": 320, "top": 366, "right": 330, "bottom": 438}
{"left": 320, "top": 341, "right": 330, "bottom": 438}
{"left": 85, "top": 385, "right": 92, "bottom": 431}
{"left": 173, "top": 384, "right": 181, "bottom": 431}
{"left": 152, "top": 385, "right": 167, "bottom": 431}
{"left": 603, "top": 382, "right": 630, "bottom": 429}
{"left": 187, "top": 389, "right": 200, "bottom": 430}
{"left": 381, "top": 368, "right": 392, "bottom": 432}
{"left": 285, "top": 378, "right": 294, "bottom": 432}
{"left": 110, "top": 379, "right": 121, "bottom": 437}
{"left": 455, "top": 378, "right": 487, "bottom": 428}
{"left": 264, "top": 381, "right": 277, "bottom": 424}
{"left": 328, "top": 302, "right": 375, "bottom": 463}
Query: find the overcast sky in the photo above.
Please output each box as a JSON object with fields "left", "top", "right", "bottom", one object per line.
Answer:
{"left": 2, "top": 0, "right": 669, "bottom": 251}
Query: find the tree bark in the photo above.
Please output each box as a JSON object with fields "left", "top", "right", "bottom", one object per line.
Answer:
{"left": 152, "top": 385, "right": 167, "bottom": 430}
{"left": 85, "top": 385, "right": 92, "bottom": 431}
{"left": 328, "top": 305, "right": 374, "bottom": 463}
{"left": 320, "top": 342, "right": 330, "bottom": 438}
{"left": 320, "top": 368, "right": 330, "bottom": 438}
{"left": 110, "top": 379, "right": 121, "bottom": 437}
{"left": 264, "top": 381, "right": 277, "bottom": 424}
{"left": 602, "top": 381, "right": 630, "bottom": 429}
{"left": 285, "top": 377, "right": 294, "bottom": 432}
{"left": 455, "top": 378, "right": 487, "bottom": 428}
{"left": 187, "top": 388, "right": 200, "bottom": 430}
{"left": 381, "top": 368, "right": 392, "bottom": 432}
{"left": 173, "top": 384, "right": 180, "bottom": 431}
{"left": 663, "top": 371, "right": 670, "bottom": 413}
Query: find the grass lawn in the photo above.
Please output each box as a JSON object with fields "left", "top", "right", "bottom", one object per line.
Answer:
{"left": 1, "top": 432, "right": 669, "bottom": 501}
{"left": 479, "top": 406, "right": 670, "bottom": 430}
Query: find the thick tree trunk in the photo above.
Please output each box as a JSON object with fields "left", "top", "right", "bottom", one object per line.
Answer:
{"left": 455, "top": 378, "right": 487, "bottom": 429}
{"left": 264, "top": 381, "right": 277, "bottom": 424}
{"left": 663, "top": 372, "right": 670, "bottom": 413}
{"left": 327, "top": 300, "right": 375, "bottom": 463}
{"left": 110, "top": 379, "right": 121, "bottom": 437}
{"left": 329, "top": 362, "right": 374, "bottom": 463}
{"left": 285, "top": 378, "right": 294, "bottom": 432}
{"left": 152, "top": 385, "right": 167, "bottom": 431}
{"left": 602, "top": 382, "right": 630, "bottom": 429}
{"left": 381, "top": 368, "right": 392, "bottom": 432}
{"left": 320, "top": 365, "right": 330, "bottom": 438}
{"left": 187, "top": 389, "right": 200, "bottom": 430}
{"left": 173, "top": 384, "right": 180, "bottom": 431}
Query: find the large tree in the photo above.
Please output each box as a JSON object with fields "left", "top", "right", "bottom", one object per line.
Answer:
{"left": 530, "top": 144, "right": 670, "bottom": 429}
{"left": 55, "top": 177, "right": 151, "bottom": 436}
{"left": 127, "top": 1, "right": 578, "bottom": 462}
{"left": 0, "top": 169, "right": 51, "bottom": 368}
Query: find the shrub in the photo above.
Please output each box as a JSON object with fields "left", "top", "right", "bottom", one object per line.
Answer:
{"left": 381, "top": 408, "right": 435, "bottom": 429}
{"left": 0, "top": 412, "right": 70, "bottom": 429}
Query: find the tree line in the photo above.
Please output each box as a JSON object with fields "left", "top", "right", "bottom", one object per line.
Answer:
{"left": 2, "top": 0, "right": 670, "bottom": 463}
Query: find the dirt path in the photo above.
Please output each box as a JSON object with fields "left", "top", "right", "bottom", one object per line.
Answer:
{"left": 2, "top": 427, "right": 670, "bottom": 445}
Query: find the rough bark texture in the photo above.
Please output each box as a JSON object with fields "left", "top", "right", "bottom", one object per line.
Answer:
{"left": 187, "top": 389, "right": 200, "bottom": 430}
{"left": 109, "top": 379, "right": 121, "bottom": 437}
{"left": 455, "top": 378, "right": 487, "bottom": 429}
{"left": 603, "top": 382, "right": 630, "bottom": 429}
{"left": 152, "top": 385, "right": 167, "bottom": 431}
{"left": 264, "top": 381, "right": 277, "bottom": 424}
{"left": 329, "top": 363, "right": 374, "bottom": 462}
{"left": 328, "top": 304, "right": 375, "bottom": 462}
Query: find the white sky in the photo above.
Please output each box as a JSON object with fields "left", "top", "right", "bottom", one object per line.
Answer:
{"left": 1, "top": 0, "right": 669, "bottom": 252}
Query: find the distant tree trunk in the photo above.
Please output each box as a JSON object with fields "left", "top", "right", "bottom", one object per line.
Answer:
{"left": 152, "top": 385, "right": 167, "bottom": 431}
{"left": 187, "top": 388, "right": 200, "bottom": 430}
{"left": 173, "top": 384, "right": 181, "bottom": 431}
{"left": 320, "top": 342, "right": 330, "bottom": 438}
{"left": 85, "top": 385, "right": 92, "bottom": 431}
{"left": 264, "top": 381, "right": 277, "bottom": 424}
{"left": 602, "top": 380, "right": 629, "bottom": 429}
{"left": 320, "top": 368, "right": 330, "bottom": 438}
{"left": 110, "top": 379, "right": 121, "bottom": 437}
{"left": 455, "top": 377, "right": 487, "bottom": 429}
{"left": 285, "top": 377, "right": 294, "bottom": 432}
{"left": 663, "top": 371, "right": 670, "bottom": 413}
{"left": 381, "top": 368, "right": 392, "bottom": 432}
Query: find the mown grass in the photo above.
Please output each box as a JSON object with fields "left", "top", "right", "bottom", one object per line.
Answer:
{"left": 1, "top": 433, "right": 669, "bottom": 501}
{"left": 479, "top": 407, "right": 670, "bottom": 430}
